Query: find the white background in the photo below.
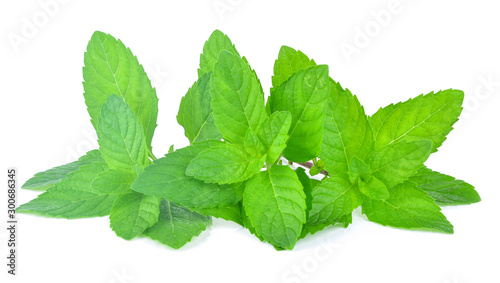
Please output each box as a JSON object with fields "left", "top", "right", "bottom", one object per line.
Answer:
{"left": 1, "top": 1, "right": 499, "bottom": 282}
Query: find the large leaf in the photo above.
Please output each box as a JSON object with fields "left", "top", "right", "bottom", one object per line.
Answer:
{"left": 177, "top": 72, "right": 222, "bottom": 144}
{"left": 17, "top": 162, "right": 118, "bottom": 219}
{"left": 409, "top": 167, "right": 480, "bottom": 205}
{"left": 362, "top": 181, "right": 454, "bottom": 233}
{"left": 109, "top": 191, "right": 160, "bottom": 240}
{"left": 243, "top": 165, "right": 306, "bottom": 250}
{"left": 96, "top": 95, "right": 149, "bottom": 173}
{"left": 22, "top": 150, "right": 104, "bottom": 191}
{"left": 186, "top": 143, "right": 266, "bottom": 184}
{"left": 210, "top": 50, "right": 267, "bottom": 144}
{"left": 369, "top": 89, "right": 463, "bottom": 152}
{"left": 132, "top": 141, "right": 244, "bottom": 209}
{"left": 83, "top": 31, "right": 158, "bottom": 153}
{"left": 321, "top": 81, "right": 373, "bottom": 174}
{"left": 269, "top": 65, "right": 330, "bottom": 162}
{"left": 367, "top": 140, "right": 432, "bottom": 188}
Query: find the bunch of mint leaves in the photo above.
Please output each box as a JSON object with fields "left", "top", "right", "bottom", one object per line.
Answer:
{"left": 18, "top": 30, "right": 480, "bottom": 250}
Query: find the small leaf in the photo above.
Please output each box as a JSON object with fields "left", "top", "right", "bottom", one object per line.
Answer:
{"left": 271, "top": 46, "right": 316, "bottom": 89}
{"left": 186, "top": 143, "right": 266, "bottom": 184}
{"left": 243, "top": 165, "right": 306, "bottom": 250}
{"left": 91, "top": 169, "right": 137, "bottom": 195}
{"left": 132, "top": 141, "right": 244, "bottom": 209}
{"left": 409, "top": 167, "right": 480, "bottom": 205}
{"left": 109, "top": 191, "right": 160, "bottom": 240}
{"left": 308, "top": 174, "right": 364, "bottom": 225}
{"left": 144, "top": 200, "right": 211, "bottom": 249}
{"left": 199, "top": 30, "right": 240, "bottom": 77}
{"left": 359, "top": 176, "right": 389, "bottom": 200}
{"left": 362, "top": 181, "right": 454, "bottom": 234}
{"left": 177, "top": 72, "right": 222, "bottom": 144}
{"left": 193, "top": 204, "right": 242, "bottom": 225}
{"left": 17, "top": 163, "right": 117, "bottom": 219}
{"left": 22, "top": 150, "right": 104, "bottom": 191}
{"left": 256, "top": 111, "right": 292, "bottom": 164}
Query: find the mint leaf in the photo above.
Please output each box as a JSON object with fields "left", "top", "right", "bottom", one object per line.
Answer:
{"left": 269, "top": 65, "right": 330, "bottom": 162}
{"left": 83, "top": 31, "right": 158, "bottom": 154}
{"left": 97, "top": 95, "right": 150, "bottom": 173}
{"left": 17, "top": 162, "right": 117, "bottom": 219}
{"left": 321, "top": 81, "right": 373, "bottom": 174}
{"left": 308, "top": 174, "right": 364, "bottom": 225}
{"left": 257, "top": 111, "right": 292, "bottom": 164}
{"left": 369, "top": 89, "right": 463, "bottom": 152}
{"left": 193, "top": 204, "right": 242, "bottom": 225}
{"left": 362, "top": 181, "right": 454, "bottom": 233}
{"left": 295, "top": 167, "right": 313, "bottom": 217}
{"left": 348, "top": 157, "right": 389, "bottom": 200}
{"left": 243, "top": 165, "right": 306, "bottom": 249}
{"left": 367, "top": 140, "right": 432, "bottom": 188}
{"left": 177, "top": 72, "right": 222, "bottom": 144}
{"left": 210, "top": 50, "right": 267, "bottom": 144}
{"left": 92, "top": 169, "right": 137, "bottom": 195}
{"left": 22, "top": 149, "right": 103, "bottom": 191}
{"left": 348, "top": 156, "right": 371, "bottom": 184}
{"left": 271, "top": 46, "right": 316, "bottom": 89}
{"left": 186, "top": 143, "right": 266, "bottom": 184}
{"left": 409, "top": 167, "right": 480, "bottom": 205}
{"left": 144, "top": 200, "right": 211, "bottom": 249}
{"left": 132, "top": 141, "right": 244, "bottom": 208}
{"left": 109, "top": 191, "right": 160, "bottom": 240}
{"left": 199, "top": 30, "right": 240, "bottom": 77}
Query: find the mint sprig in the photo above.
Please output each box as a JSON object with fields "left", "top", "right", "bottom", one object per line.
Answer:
{"left": 19, "top": 30, "right": 480, "bottom": 250}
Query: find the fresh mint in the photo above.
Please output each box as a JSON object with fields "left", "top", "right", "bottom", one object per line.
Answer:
{"left": 19, "top": 30, "right": 480, "bottom": 250}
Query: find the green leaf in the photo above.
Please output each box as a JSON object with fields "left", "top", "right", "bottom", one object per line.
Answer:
{"left": 348, "top": 156, "right": 371, "bottom": 184}
{"left": 308, "top": 173, "right": 364, "bottom": 225}
{"left": 210, "top": 50, "right": 267, "bottom": 144}
{"left": 242, "top": 165, "right": 306, "bottom": 250}
{"left": 199, "top": 30, "right": 240, "bottom": 77}
{"left": 257, "top": 111, "right": 292, "bottom": 164}
{"left": 321, "top": 81, "right": 373, "bottom": 174}
{"left": 369, "top": 89, "right": 463, "bottom": 152}
{"left": 409, "top": 167, "right": 480, "bottom": 205}
{"left": 177, "top": 72, "right": 222, "bottom": 144}
{"left": 22, "top": 150, "right": 104, "bottom": 191}
{"left": 295, "top": 167, "right": 313, "bottom": 217}
{"left": 362, "top": 181, "right": 454, "bottom": 234}
{"left": 144, "top": 200, "right": 211, "bottom": 249}
{"left": 91, "top": 169, "right": 136, "bottom": 195}
{"left": 132, "top": 141, "right": 244, "bottom": 209}
{"left": 269, "top": 65, "right": 330, "bottom": 162}
{"left": 186, "top": 143, "right": 266, "bottom": 184}
{"left": 97, "top": 95, "right": 149, "bottom": 173}
{"left": 271, "top": 46, "right": 316, "bottom": 89}
{"left": 193, "top": 204, "right": 243, "bottom": 225}
{"left": 367, "top": 140, "right": 432, "bottom": 188}
{"left": 109, "top": 191, "right": 160, "bottom": 240}
{"left": 359, "top": 176, "right": 389, "bottom": 200}
{"left": 83, "top": 31, "right": 158, "bottom": 153}
{"left": 17, "top": 162, "right": 118, "bottom": 219}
